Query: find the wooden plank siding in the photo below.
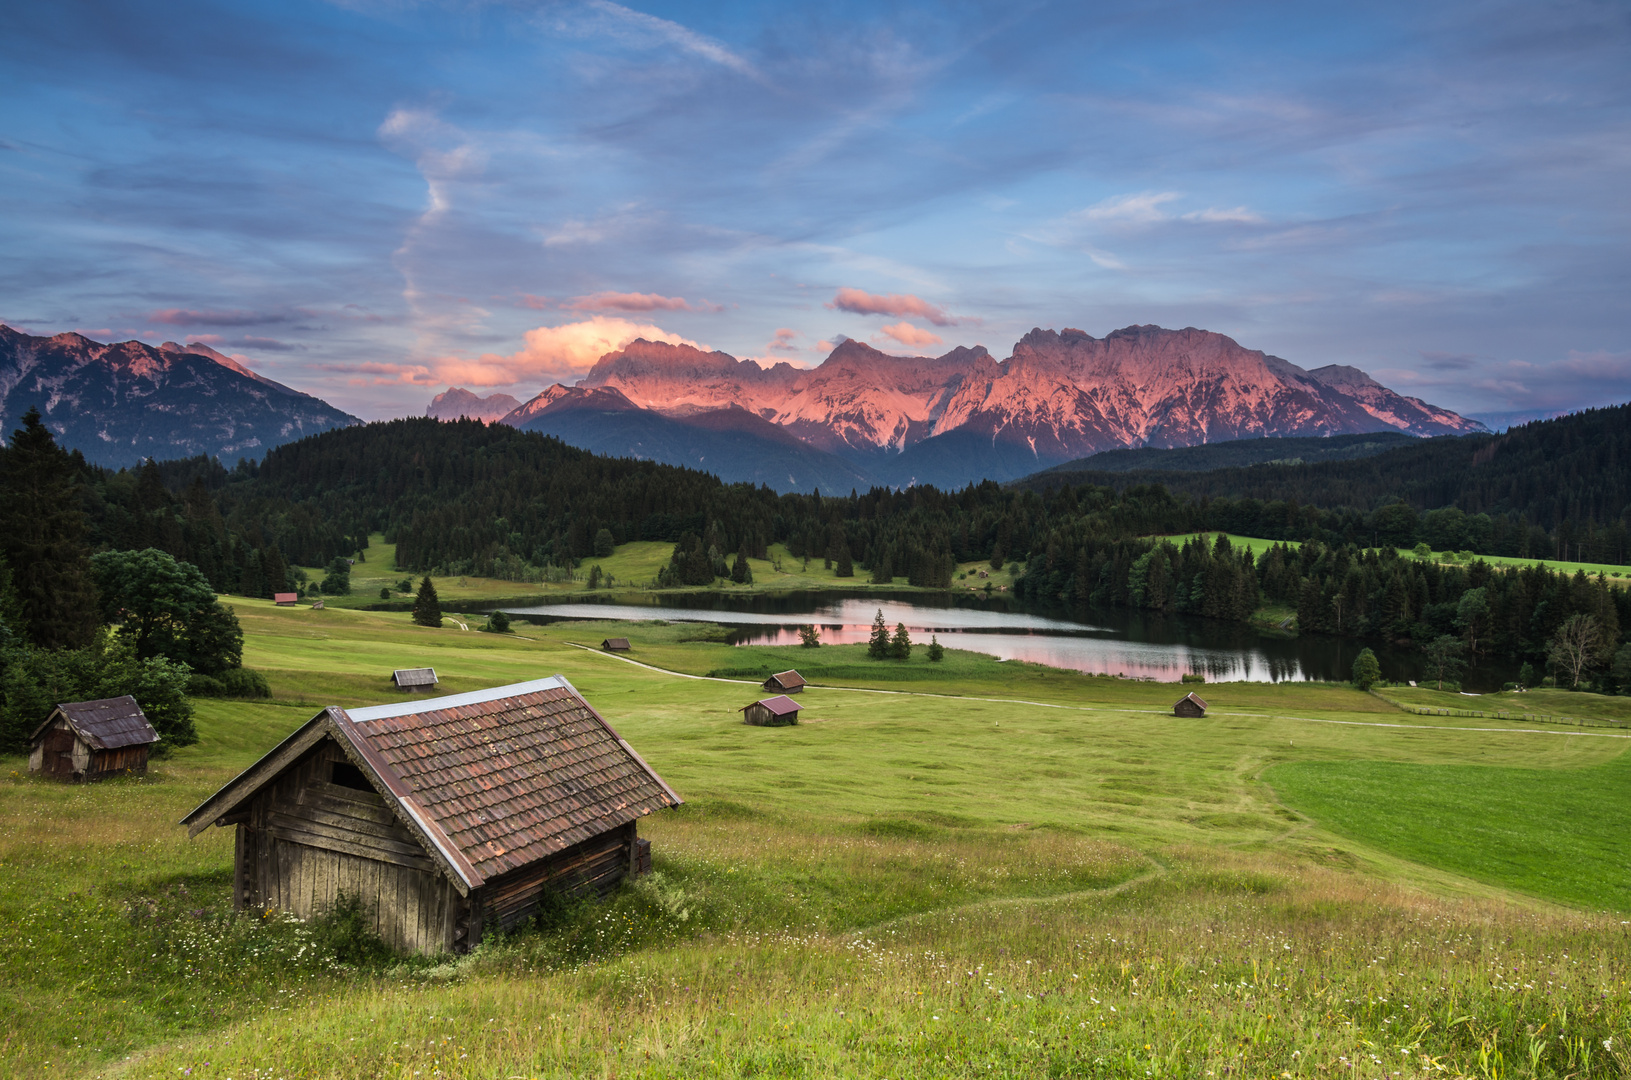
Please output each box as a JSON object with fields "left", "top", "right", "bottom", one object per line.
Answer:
{"left": 238, "top": 736, "right": 463, "bottom": 954}
{"left": 482, "top": 822, "right": 637, "bottom": 933}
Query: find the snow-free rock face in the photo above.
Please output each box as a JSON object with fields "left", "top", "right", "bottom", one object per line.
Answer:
{"left": 427, "top": 387, "right": 522, "bottom": 423}
{"left": 0, "top": 326, "right": 358, "bottom": 467}
{"left": 573, "top": 325, "right": 1484, "bottom": 480}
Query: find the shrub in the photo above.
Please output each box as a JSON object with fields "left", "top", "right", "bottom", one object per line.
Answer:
{"left": 798, "top": 625, "right": 820, "bottom": 648}
{"left": 379, "top": 586, "right": 391, "bottom": 599}
{"left": 308, "top": 892, "right": 397, "bottom": 969}
{"left": 218, "top": 667, "right": 271, "bottom": 698}
{"left": 1351, "top": 647, "right": 1381, "bottom": 691}
{"left": 1181, "top": 672, "right": 1205, "bottom": 684}
{"left": 186, "top": 673, "right": 227, "bottom": 697}
{"left": 484, "top": 609, "right": 512, "bottom": 634}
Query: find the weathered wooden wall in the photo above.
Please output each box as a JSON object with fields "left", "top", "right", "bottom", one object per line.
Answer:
{"left": 235, "top": 738, "right": 463, "bottom": 954}
{"left": 28, "top": 719, "right": 149, "bottom": 781}
{"left": 480, "top": 822, "right": 636, "bottom": 934}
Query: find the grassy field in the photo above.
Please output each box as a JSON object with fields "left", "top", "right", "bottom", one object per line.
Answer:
{"left": 300, "top": 537, "right": 1023, "bottom": 612}
{"left": 3, "top": 604, "right": 1630, "bottom": 1077}
{"left": 1162, "top": 532, "right": 1629, "bottom": 582}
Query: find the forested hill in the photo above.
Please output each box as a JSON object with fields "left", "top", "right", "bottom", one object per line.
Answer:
{"left": 1016, "top": 402, "right": 1631, "bottom": 541}
{"left": 13, "top": 412, "right": 1626, "bottom": 675}
{"left": 1037, "top": 431, "right": 1420, "bottom": 474}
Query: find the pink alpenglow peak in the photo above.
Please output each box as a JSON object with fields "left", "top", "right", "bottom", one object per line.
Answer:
{"left": 426, "top": 387, "right": 523, "bottom": 423}
{"left": 426, "top": 323, "right": 1486, "bottom": 491}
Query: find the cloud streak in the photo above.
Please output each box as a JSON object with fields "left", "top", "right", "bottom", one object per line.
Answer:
{"left": 878, "top": 322, "right": 943, "bottom": 348}
{"left": 564, "top": 291, "right": 721, "bottom": 313}
{"left": 829, "top": 287, "right": 958, "bottom": 326}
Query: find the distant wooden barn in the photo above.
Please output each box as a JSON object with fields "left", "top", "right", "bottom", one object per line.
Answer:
{"left": 181, "top": 676, "right": 681, "bottom": 954}
{"left": 763, "top": 670, "right": 806, "bottom": 694}
{"left": 29, "top": 696, "right": 160, "bottom": 782}
{"left": 601, "top": 638, "right": 631, "bottom": 651}
{"left": 393, "top": 667, "right": 438, "bottom": 689}
{"left": 274, "top": 592, "right": 298, "bottom": 606}
{"left": 741, "top": 695, "right": 802, "bottom": 726}
{"left": 1174, "top": 692, "right": 1208, "bottom": 718}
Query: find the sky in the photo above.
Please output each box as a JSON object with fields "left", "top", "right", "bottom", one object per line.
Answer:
{"left": 2, "top": 0, "right": 1628, "bottom": 421}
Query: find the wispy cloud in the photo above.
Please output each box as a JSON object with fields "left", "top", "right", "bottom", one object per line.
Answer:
{"left": 579, "top": 0, "right": 767, "bottom": 84}
{"left": 564, "top": 291, "right": 721, "bottom": 313}
{"left": 147, "top": 308, "right": 283, "bottom": 327}
{"left": 828, "top": 287, "right": 958, "bottom": 326}
{"left": 878, "top": 322, "right": 943, "bottom": 348}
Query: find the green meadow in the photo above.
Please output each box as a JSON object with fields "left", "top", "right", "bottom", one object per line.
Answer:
{"left": 1161, "top": 531, "right": 1630, "bottom": 583}
{"left": 3, "top": 599, "right": 1630, "bottom": 1077}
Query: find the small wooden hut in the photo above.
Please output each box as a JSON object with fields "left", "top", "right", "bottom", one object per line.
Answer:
{"left": 741, "top": 695, "right": 802, "bottom": 726}
{"left": 393, "top": 667, "right": 438, "bottom": 689}
{"left": 180, "top": 675, "right": 681, "bottom": 954}
{"left": 29, "top": 695, "right": 160, "bottom": 781}
{"left": 274, "top": 592, "right": 298, "bottom": 606}
{"left": 763, "top": 670, "right": 807, "bottom": 694}
{"left": 601, "top": 637, "right": 631, "bottom": 652}
{"left": 1173, "top": 691, "right": 1209, "bottom": 718}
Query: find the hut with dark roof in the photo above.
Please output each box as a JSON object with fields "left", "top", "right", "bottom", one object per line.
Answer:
{"left": 180, "top": 675, "right": 681, "bottom": 954}
{"left": 392, "top": 667, "right": 438, "bottom": 689}
{"left": 601, "top": 637, "right": 631, "bottom": 651}
{"left": 1173, "top": 691, "right": 1209, "bottom": 718}
{"left": 29, "top": 695, "right": 160, "bottom": 781}
{"left": 762, "top": 670, "right": 806, "bottom": 694}
{"left": 741, "top": 695, "right": 802, "bottom": 727}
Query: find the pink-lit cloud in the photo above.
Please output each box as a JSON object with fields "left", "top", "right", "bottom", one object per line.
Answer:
{"left": 828, "top": 287, "right": 957, "bottom": 327}
{"left": 767, "top": 327, "right": 799, "bottom": 353}
{"left": 346, "top": 316, "right": 705, "bottom": 388}
{"left": 516, "top": 294, "right": 554, "bottom": 310}
{"left": 148, "top": 308, "right": 281, "bottom": 327}
{"left": 878, "top": 322, "right": 943, "bottom": 347}
{"left": 564, "top": 291, "right": 721, "bottom": 313}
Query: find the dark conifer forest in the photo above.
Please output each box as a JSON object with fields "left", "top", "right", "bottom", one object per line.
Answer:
{"left": 7, "top": 404, "right": 1630, "bottom": 681}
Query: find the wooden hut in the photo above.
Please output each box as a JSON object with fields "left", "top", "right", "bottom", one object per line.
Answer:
{"left": 601, "top": 637, "right": 631, "bottom": 651}
{"left": 1173, "top": 691, "right": 1209, "bottom": 718}
{"left": 763, "top": 670, "right": 807, "bottom": 694}
{"left": 274, "top": 592, "right": 299, "bottom": 606}
{"left": 29, "top": 695, "right": 160, "bottom": 781}
{"left": 180, "top": 675, "right": 681, "bottom": 955}
{"left": 741, "top": 695, "right": 802, "bottom": 726}
{"left": 393, "top": 667, "right": 437, "bottom": 689}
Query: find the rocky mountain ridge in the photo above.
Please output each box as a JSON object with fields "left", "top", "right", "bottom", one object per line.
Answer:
{"left": 513, "top": 324, "right": 1483, "bottom": 487}
{"left": 0, "top": 326, "right": 359, "bottom": 467}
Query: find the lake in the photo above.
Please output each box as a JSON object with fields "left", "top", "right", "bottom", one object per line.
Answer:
{"left": 501, "top": 591, "right": 1478, "bottom": 685}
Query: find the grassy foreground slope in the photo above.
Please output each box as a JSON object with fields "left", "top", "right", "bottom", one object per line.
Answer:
{"left": 2, "top": 603, "right": 1630, "bottom": 1078}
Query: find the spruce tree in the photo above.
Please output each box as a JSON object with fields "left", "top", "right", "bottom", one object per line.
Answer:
{"left": 927, "top": 634, "right": 944, "bottom": 662}
{"left": 0, "top": 408, "right": 100, "bottom": 648}
{"left": 890, "top": 622, "right": 912, "bottom": 660}
{"left": 867, "top": 609, "right": 890, "bottom": 659}
{"left": 835, "top": 546, "right": 854, "bottom": 577}
{"left": 412, "top": 576, "right": 443, "bottom": 627}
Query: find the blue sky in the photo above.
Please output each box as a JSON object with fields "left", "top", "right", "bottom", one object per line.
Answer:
{"left": 2, "top": 0, "right": 1628, "bottom": 420}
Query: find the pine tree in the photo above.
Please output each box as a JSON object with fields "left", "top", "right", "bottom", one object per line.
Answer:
{"left": 412, "top": 576, "right": 443, "bottom": 628}
{"left": 835, "top": 546, "right": 854, "bottom": 577}
{"left": 0, "top": 408, "right": 100, "bottom": 648}
{"left": 890, "top": 622, "right": 912, "bottom": 660}
{"left": 927, "top": 634, "right": 944, "bottom": 662}
{"left": 867, "top": 609, "right": 890, "bottom": 659}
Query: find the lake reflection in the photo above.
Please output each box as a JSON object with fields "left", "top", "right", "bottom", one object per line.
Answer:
{"left": 502, "top": 594, "right": 1348, "bottom": 682}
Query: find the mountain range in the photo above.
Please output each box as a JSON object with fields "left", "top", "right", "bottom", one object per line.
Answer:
{"left": 0, "top": 326, "right": 359, "bottom": 468}
{"left": 437, "top": 324, "right": 1486, "bottom": 491}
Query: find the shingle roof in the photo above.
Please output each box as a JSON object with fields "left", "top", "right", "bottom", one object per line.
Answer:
{"left": 273, "top": 592, "right": 298, "bottom": 603}
{"left": 766, "top": 670, "right": 806, "bottom": 689}
{"left": 743, "top": 695, "right": 802, "bottom": 717}
{"left": 181, "top": 676, "right": 681, "bottom": 891}
{"left": 1180, "top": 691, "right": 1209, "bottom": 709}
{"left": 393, "top": 667, "right": 438, "bottom": 687}
{"left": 601, "top": 638, "right": 630, "bottom": 650}
{"left": 34, "top": 696, "right": 159, "bottom": 749}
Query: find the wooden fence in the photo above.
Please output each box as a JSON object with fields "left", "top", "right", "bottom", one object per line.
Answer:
{"left": 1372, "top": 690, "right": 1628, "bottom": 730}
